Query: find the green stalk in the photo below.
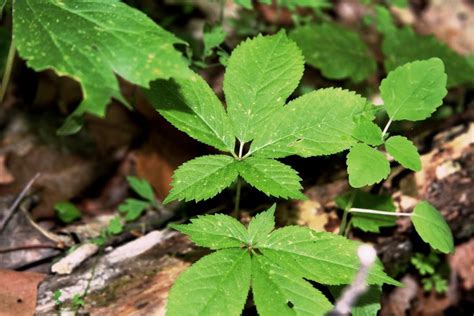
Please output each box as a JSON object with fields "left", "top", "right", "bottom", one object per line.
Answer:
{"left": 0, "top": 37, "right": 15, "bottom": 105}
{"left": 339, "top": 191, "right": 356, "bottom": 236}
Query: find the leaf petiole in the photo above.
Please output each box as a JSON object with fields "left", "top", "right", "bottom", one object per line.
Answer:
{"left": 381, "top": 117, "right": 393, "bottom": 139}
{"left": 349, "top": 207, "right": 412, "bottom": 217}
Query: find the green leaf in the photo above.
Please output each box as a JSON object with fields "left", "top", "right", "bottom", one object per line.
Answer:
{"left": 380, "top": 58, "right": 447, "bottom": 121}
{"left": 382, "top": 28, "right": 472, "bottom": 87}
{"left": 252, "top": 255, "right": 332, "bottom": 316}
{"left": 223, "top": 31, "right": 304, "bottom": 142}
{"left": 388, "top": 0, "right": 408, "bottom": 7}
{"left": 164, "top": 155, "right": 239, "bottom": 203}
{"left": 234, "top": 0, "right": 252, "bottom": 9}
{"left": 145, "top": 73, "right": 235, "bottom": 152}
{"left": 385, "top": 136, "right": 421, "bottom": 171}
{"left": 238, "top": 158, "right": 305, "bottom": 200}
{"left": 126, "top": 176, "right": 156, "bottom": 206}
{"left": 118, "top": 198, "right": 149, "bottom": 222}
{"left": 0, "top": 0, "right": 5, "bottom": 12}
{"left": 412, "top": 201, "right": 454, "bottom": 254}
{"left": 247, "top": 205, "right": 276, "bottom": 246}
{"left": 13, "top": 0, "right": 189, "bottom": 133}
{"left": 336, "top": 191, "right": 396, "bottom": 233}
{"left": 330, "top": 286, "right": 381, "bottom": 316}
{"left": 250, "top": 88, "right": 373, "bottom": 158}
{"left": 260, "top": 226, "right": 399, "bottom": 286}
{"left": 166, "top": 249, "right": 251, "bottom": 316}
{"left": 171, "top": 213, "right": 248, "bottom": 249}
{"left": 203, "top": 25, "right": 226, "bottom": 57}
{"left": 352, "top": 118, "right": 383, "bottom": 146}
{"left": 290, "top": 23, "right": 376, "bottom": 82}
{"left": 347, "top": 143, "right": 390, "bottom": 188}
{"left": 374, "top": 5, "right": 397, "bottom": 35}
{"left": 107, "top": 217, "right": 124, "bottom": 235}
{"left": 54, "top": 202, "right": 81, "bottom": 223}
{"left": 276, "top": 0, "right": 332, "bottom": 9}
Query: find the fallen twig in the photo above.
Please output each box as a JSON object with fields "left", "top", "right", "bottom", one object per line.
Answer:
{"left": 0, "top": 173, "right": 40, "bottom": 232}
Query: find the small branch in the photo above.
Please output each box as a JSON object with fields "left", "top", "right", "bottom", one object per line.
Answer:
{"left": 0, "top": 173, "right": 40, "bottom": 232}
{"left": 0, "top": 37, "right": 16, "bottom": 105}
{"left": 381, "top": 118, "right": 393, "bottom": 139}
{"left": 349, "top": 207, "right": 412, "bottom": 217}
{"left": 0, "top": 244, "right": 62, "bottom": 254}
{"left": 330, "top": 245, "right": 377, "bottom": 315}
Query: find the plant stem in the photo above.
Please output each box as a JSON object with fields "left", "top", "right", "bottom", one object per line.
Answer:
{"left": 0, "top": 38, "right": 15, "bottom": 105}
{"left": 234, "top": 178, "right": 242, "bottom": 215}
{"left": 344, "top": 218, "right": 353, "bottom": 237}
{"left": 238, "top": 141, "right": 244, "bottom": 159}
{"left": 381, "top": 118, "right": 393, "bottom": 139}
{"left": 339, "top": 191, "right": 356, "bottom": 236}
{"left": 349, "top": 207, "right": 412, "bottom": 217}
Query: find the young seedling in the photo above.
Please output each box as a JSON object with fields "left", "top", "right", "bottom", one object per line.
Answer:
{"left": 143, "top": 30, "right": 455, "bottom": 314}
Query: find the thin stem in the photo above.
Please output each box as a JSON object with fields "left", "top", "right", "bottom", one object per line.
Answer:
{"left": 234, "top": 178, "right": 242, "bottom": 215}
{"left": 339, "top": 191, "right": 356, "bottom": 236}
{"left": 0, "top": 38, "right": 15, "bottom": 105}
{"left": 381, "top": 118, "right": 393, "bottom": 139}
{"left": 219, "top": 0, "right": 225, "bottom": 26}
{"left": 349, "top": 207, "right": 412, "bottom": 217}
{"left": 344, "top": 218, "right": 353, "bottom": 237}
{"left": 238, "top": 141, "right": 244, "bottom": 159}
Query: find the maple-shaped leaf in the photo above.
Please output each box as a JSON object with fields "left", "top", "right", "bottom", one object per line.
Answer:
{"left": 249, "top": 88, "right": 374, "bottom": 159}
{"left": 166, "top": 249, "right": 251, "bottom": 316}
{"left": 13, "top": 0, "right": 189, "bottom": 134}
{"left": 252, "top": 254, "right": 332, "bottom": 316}
{"left": 290, "top": 23, "right": 376, "bottom": 82}
{"left": 167, "top": 207, "right": 399, "bottom": 316}
{"left": 223, "top": 30, "right": 304, "bottom": 143}
{"left": 171, "top": 213, "right": 247, "bottom": 249}
{"left": 145, "top": 73, "right": 235, "bottom": 152}
{"left": 164, "top": 155, "right": 239, "bottom": 203}
{"left": 259, "top": 226, "right": 399, "bottom": 286}
{"left": 380, "top": 58, "right": 447, "bottom": 122}
{"left": 238, "top": 158, "right": 306, "bottom": 200}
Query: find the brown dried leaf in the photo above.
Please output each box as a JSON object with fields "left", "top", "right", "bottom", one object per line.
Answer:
{"left": 0, "top": 269, "right": 45, "bottom": 316}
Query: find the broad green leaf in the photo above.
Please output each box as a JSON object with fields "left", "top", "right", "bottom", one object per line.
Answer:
{"left": 247, "top": 205, "right": 276, "bottom": 246}
{"left": 223, "top": 31, "right": 304, "bottom": 142}
{"left": 290, "top": 23, "right": 376, "bottom": 82}
{"left": 145, "top": 73, "right": 235, "bottom": 152}
{"left": 250, "top": 88, "right": 373, "bottom": 158}
{"left": 54, "top": 202, "right": 81, "bottom": 223}
{"left": 352, "top": 118, "right": 383, "bottom": 146}
{"left": 347, "top": 143, "right": 390, "bottom": 188}
{"left": 388, "top": 0, "right": 408, "bottom": 7}
{"left": 170, "top": 214, "right": 247, "bottom": 249}
{"left": 164, "top": 155, "right": 239, "bottom": 203}
{"left": 382, "top": 28, "right": 472, "bottom": 87}
{"left": 380, "top": 58, "right": 447, "bottom": 121}
{"left": 13, "top": 0, "right": 189, "bottom": 134}
{"left": 412, "top": 201, "right": 454, "bottom": 254}
{"left": 118, "top": 198, "right": 149, "bottom": 222}
{"left": 234, "top": 0, "right": 252, "bottom": 9}
{"left": 336, "top": 191, "right": 396, "bottom": 233}
{"left": 252, "top": 255, "right": 332, "bottom": 316}
{"left": 107, "top": 217, "right": 124, "bottom": 235}
{"left": 126, "top": 176, "right": 156, "bottom": 206}
{"left": 374, "top": 5, "right": 397, "bottom": 35}
{"left": 260, "top": 226, "right": 400, "bottom": 286}
{"left": 166, "top": 249, "right": 251, "bottom": 316}
{"left": 238, "top": 158, "right": 305, "bottom": 200}
{"left": 385, "top": 136, "right": 421, "bottom": 171}
{"left": 203, "top": 25, "right": 226, "bottom": 57}
{"left": 275, "top": 0, "right": 332, "bottom": 9}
